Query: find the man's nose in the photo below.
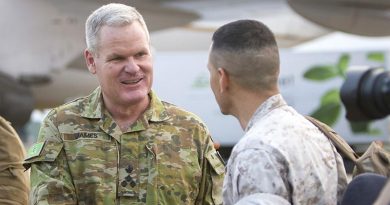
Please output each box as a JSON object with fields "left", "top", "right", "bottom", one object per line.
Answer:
{"left": 124, "top": 57, "right": 139, "bottom": 73}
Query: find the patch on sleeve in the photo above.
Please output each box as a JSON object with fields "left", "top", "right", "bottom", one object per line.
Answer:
{"left": 26, "top": 142, "right": 45, "bottom": 159}
{"left": 24, "top": 141, "right": 63, "bottom": 170}
{"left": 206, "top": 151, "right": 225, "bottom": 175}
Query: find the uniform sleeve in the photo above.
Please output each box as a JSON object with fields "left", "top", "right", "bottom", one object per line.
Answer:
{"left": 229, "top": 148, "right": 292, "bottom": 205}
{"left": 24, "top": 110, "right": 77, "bottom": 204}
{"left": 195, "top": 126, "right": 225, "bottom": 205}
{"left": 235, "top": 193, "right": 291, "bottom": 205}
{"left": 0, "top": 117, "right": 29, "bottom": 205}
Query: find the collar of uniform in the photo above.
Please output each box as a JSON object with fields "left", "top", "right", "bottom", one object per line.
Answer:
{"left": 109, "top": 91, "right": 170, "bottom": 135}
{"left": 145, "top": 90, "right": 170, "bottom": 122}
{"left": 79, "top": 87, "right": 170, "bottom": 123}
{"left": 245, "top": 94, "right": 287, "bottom": 132}
{"left": 79, "top": 87, "right": 104, "bottom": 119}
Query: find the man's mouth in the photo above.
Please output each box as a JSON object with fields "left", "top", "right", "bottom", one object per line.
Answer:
{"left": 121, "top": 78, "right": 143, "bottom": 85}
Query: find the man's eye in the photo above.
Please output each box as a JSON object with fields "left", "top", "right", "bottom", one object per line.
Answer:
{"left": 109, "top": 57, "right": 123, "bottom": 61}
{"left": 135, "top": 52, "right": 146, "bottom": 58}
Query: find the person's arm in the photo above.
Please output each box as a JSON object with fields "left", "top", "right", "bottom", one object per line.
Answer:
{"left": 195, "top": 126, "right": 225, "bottom": 205}
{"left": 230, "top": 148, "right": 291, "bottom": 205}
{"left": 235, "top": 193, "right": 291, "bottom": 205}
{"left": 24, "top": 110, "right": 77, "bottom": 204}
{"left": 0, "top": 116, "right": 29, "bottom": 204}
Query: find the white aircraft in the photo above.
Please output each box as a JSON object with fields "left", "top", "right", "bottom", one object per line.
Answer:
{"left": 0, "top": 0, "right": 389, "bottom": 133}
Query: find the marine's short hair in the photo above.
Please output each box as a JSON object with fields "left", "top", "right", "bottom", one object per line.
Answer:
{"left": 85, "top": 3, "right": 150, "bottom": 54}
{"left": 210, "top": 19, "right": 280, "bottom": 91}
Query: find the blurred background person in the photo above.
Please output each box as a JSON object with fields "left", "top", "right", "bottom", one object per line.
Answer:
{"left": 0, "top": 115, "right": 29, "bottom": 205}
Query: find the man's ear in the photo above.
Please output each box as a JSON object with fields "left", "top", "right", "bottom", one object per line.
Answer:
{"left": 84, "top": 49, "right": 96, "bottom": 74}
{"left": 217, "top": 68, "right": 229, "bottom": 93}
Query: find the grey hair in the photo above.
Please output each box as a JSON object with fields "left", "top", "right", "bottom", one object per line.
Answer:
{"left": 85, "top": 3, "right": 150, "bottom": 54}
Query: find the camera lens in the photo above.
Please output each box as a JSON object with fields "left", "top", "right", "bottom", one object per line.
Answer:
{"left": 340, "top": 67, "right": 390, "bottom": 121}
{"left": 375, "top": 73, "right": 390, "bottom": 114}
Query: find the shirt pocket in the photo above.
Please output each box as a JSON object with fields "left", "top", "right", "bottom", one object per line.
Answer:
{"left": 62, "top": 133, "right": 117, "bottom": 190}
{"left": 156, "top": 143, "right": 202, "bottom": 204}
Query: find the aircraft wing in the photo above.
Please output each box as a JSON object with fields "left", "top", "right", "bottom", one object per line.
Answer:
{"left": 288, "top": 0, "right": 390, "bottom": 36}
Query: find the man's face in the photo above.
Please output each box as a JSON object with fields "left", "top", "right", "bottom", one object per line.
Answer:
{"left": 86, "top": 22, "right": 153, "bottom": 107}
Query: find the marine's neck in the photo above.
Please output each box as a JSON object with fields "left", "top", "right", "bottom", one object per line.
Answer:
{"left": 230, "top": 89, "right": 278, "bottom": 130}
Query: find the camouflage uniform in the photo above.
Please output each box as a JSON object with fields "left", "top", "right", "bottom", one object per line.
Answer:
{"left": 24, "top": 87, "right": 224, "bottom": 205}
{"left": 223, "top": 94, "right": 348, "bottom": 205}
{"left": 0, "top": 116, "right": 29, "bottom": 205}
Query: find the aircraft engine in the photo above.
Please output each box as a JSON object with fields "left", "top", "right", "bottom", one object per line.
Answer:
{"left": 288, "top": 0, "right": 390, "bottom": 36}
{"left": 0, "top": 71, "right": 34, "bottom": 131}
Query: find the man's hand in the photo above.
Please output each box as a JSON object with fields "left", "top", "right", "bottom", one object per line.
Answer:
{"left": 214, "top": 142, "right": 221, "bottom": 150}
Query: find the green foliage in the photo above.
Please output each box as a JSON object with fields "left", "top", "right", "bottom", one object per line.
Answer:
{"left": 337, "top": 54, "right": 350, "bottom": 78}
{"left": 319, "top": 89, "right": 340, "bottom": 105}
{"left": 311, "top": 102, "right": 341, "bottom": 126}
{"left": 303, "top": 65, "right": 337, "bottom": 81}
{"left": 305, "top": 55, "right": 349, "bottom": 126}
{"left": 310, "top": 89, "right": 341, "bottom": 126}
{"left": 367, "top": 52, "right": 385, "bottom": 62}
{"left": 192, "top": 73, "right": 209, "bottom": 88}
{"left": 305, "top": 53, "right": 381, "bottom": 135}
{"left": 303, "top": 52, "right": 385, "bottom": 135}
{"left": 349, "top": 121, "right": 381, "bottom": 135}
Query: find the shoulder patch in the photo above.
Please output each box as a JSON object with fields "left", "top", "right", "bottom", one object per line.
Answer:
{"left": 26, "top": 142, "right": 45, "bottom": 159}
{"left": 206, "top": 151, "right": 225, "bottom": 175}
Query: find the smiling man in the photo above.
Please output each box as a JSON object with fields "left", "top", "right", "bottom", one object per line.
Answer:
{"left": 24, "top": 3, "right": 224, "bottom": 204}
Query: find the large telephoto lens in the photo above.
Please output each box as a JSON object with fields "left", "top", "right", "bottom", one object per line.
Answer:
{"left": 340, "top": 66, "right": 390, "bottom": 121}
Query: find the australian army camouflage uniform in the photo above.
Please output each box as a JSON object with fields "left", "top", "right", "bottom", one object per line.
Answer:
{"left": 0, "top": 116, "right": 29, "bottom": 205}
{"left": 24, "top": 87, "right": 225, "bottom": 204}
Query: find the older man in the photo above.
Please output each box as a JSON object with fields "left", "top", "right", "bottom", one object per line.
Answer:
{"left": 25, "top": 3, "right": 224, "bottom": 204}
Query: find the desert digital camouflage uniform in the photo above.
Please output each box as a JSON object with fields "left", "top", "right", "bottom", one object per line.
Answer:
{"left": 0, "top": 116, "right": 29, "bottom": 205}
{"left": 24, "top": 87, "right": 224, "bottom": 205}
{"left": 223, "top": 94, "right": 348, "bottom": 205}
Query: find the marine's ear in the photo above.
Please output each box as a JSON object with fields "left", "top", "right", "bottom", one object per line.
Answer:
{"left": 84, "top": 49, "right": 96, "bottom": 74}
{"left": 217, "top": 67, "right": 229, "bottom": 93}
